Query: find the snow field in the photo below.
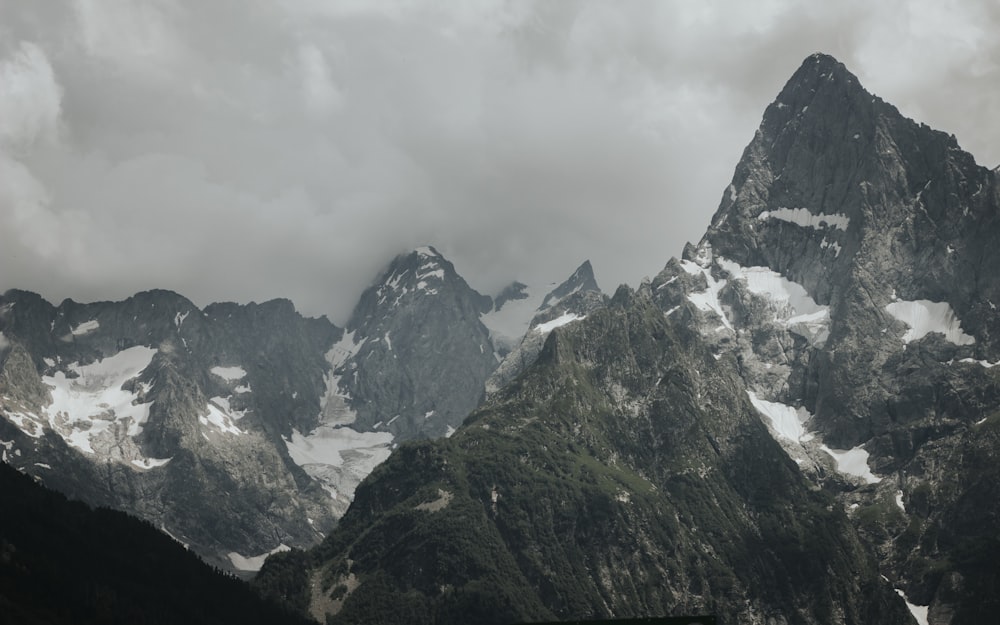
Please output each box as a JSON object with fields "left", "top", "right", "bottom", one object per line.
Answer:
{"left": 42, "top": 346, "right": 157, "bottom": 453}
{"left": 211, "top": 365, "right": 247, "bottom": 381}
{"left": 884, "top": 300, "right": 975, "bottom": 345}
{"left": 3, "top": 346, "right": 172, "bottom": 469}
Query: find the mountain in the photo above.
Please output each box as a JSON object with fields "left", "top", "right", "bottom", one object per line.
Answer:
{"left": 332, "top": 246, "right": 496, "bottom": 441}
{"left": 652, "top": 52, "right": 1000, "bottom": 622}
{"left": 256, "top": 53, "right": 1000, "bottom": 624}
{"left": 0, "top": 249, "right": 601, "bottom": 574}
{"left": 257, "top": 286, "right": 909, "bottom": 624}
{"left": 0, "top": 460, "right": 313, "bottom": 625}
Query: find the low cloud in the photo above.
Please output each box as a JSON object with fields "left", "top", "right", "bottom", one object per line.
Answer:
{"left": 1, "top": 1, "right": 998, "bottom": 323}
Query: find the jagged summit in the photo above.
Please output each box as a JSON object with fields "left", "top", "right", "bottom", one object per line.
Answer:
{"left": 348, "top": 246, "right": 491, "bottom": 333}
{"left": 539, "top": 260, "right": 600, "bottom": 311}
{"left": 646, "top": 53, "right": 1000, "bottom": 620}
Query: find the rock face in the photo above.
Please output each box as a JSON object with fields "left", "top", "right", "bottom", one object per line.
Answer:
{"left": 259, "top": 287, "right": 909, "bottom": 625}
{"left": 651, "top": 53, "right": 1000, "bottom": 623}
{"left": 335, "top": 247, "right": 497, "bottom": 441}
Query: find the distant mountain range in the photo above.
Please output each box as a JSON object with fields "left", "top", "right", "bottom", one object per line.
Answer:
{"left": 0, "top": 246, "right": 601, "bottom": 572}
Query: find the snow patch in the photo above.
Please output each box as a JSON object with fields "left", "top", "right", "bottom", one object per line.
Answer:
{"left": 70, "top": 320, "right": 100, "bottom": 336}
{"left": 746, "top": 391, "right": 814, "bottom": 443}
{"left": 285, "top": 426, "right": 392, "bottom": 468}
{"left": 895, "top": 490, "right": 906, "bottom": 512}
{"left": 956, "top": 358, "right": 999, "bottom": 368}
{"left": 885, "top": 300, "right": 975, "bottom": 345}
{"left": 820, "top": 237, "right": 842, "bottom": 256}
{"left": 211, "top": 365, "right": 247, "bottom": 381}
{"left": 132, "top": 456, "right": 171, "bottom": 470}
{"left": 820, "top": 445, "right": 881, "bottom": 484}
{"left": 227, "top": 544, "right": 291, "bottom": 573}
{"left": 319, "top": 331, "right": 366, "bottom": 427}
{"left": 174, "top": 311, "right": 190, "bottom": 330}
{"left": 534, "top": 312, "right": 584, "bottom": 334}
{"left": 718, "top": 258, "right": 829, "bottom": 346}
{"left": 200, "top": 401, "right": 244, "bottom": 436}
{"left": 680, "top": 260, "right": 732, "bottom": 331}
{"left": 894, "top": 589, "right": 929, "bottom": 625}
{"left": 758, "top": 207, "right": 849, "bottom": 230}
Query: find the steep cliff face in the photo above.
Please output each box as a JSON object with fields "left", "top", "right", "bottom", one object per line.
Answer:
{"left": 260, "top": 286, "right": 910, "bottom": 625}
{"left": 652, "top": 53, "right": 1000, "bottom": 623}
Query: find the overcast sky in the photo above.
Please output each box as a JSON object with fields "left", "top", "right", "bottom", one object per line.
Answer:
{"left": 1, "top": 1, "right": 998, "bottom": 323}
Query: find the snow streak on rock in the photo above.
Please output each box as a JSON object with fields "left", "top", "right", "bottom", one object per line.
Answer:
{"left": 758, "top": 207, "right": 850, "bottom": 230}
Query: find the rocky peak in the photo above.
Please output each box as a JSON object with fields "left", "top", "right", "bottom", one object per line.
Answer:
{"left": 348, "top": 246, "right": 491, "bottom": 335}
{"left": 485, "top": 261, "right": 607, "bottom": 394}
{"left": 335, "top": 246, "right": 497, "bottom": 440}
{"left": 539, "top": 260, "right": 600, "bottom": 311}
{"left": 648, "top": 54, "right": 1000, "bottom": 620}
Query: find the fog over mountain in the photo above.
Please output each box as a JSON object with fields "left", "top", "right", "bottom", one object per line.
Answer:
{"left": 1, "top": 1, "right": 998, "bottom": 322}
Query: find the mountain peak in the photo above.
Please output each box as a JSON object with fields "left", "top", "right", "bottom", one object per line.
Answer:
{"left": 765, "top": 52, "right": 872, "bottom": 123}
{"left": 539, "top": 260, "right": 600, "bottom": 311}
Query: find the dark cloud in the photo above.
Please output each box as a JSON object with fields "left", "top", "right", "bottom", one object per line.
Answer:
{"left": 1, "top": 1, "right": 998, "bottom": 323}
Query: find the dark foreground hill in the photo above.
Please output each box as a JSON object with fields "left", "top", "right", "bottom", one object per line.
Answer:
{"left": 0, "top": 461, "right": 312, "bottom": 625}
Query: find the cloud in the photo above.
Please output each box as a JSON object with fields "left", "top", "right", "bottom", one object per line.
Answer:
{"left": 0, "top": 1, "right": 998, "bottom": 323}
{"left": 0, "top": 41, "right": 62, "bottom": 148}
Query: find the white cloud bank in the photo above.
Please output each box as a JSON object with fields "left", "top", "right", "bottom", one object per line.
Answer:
{"left": 1, "top": 1, "right": 998, "bottom": 322}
